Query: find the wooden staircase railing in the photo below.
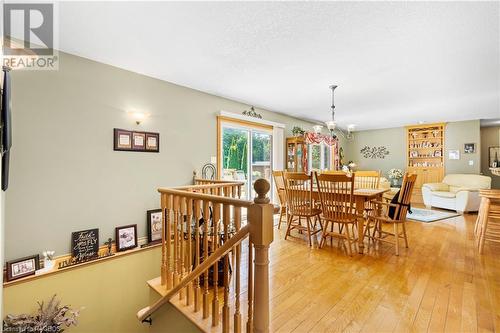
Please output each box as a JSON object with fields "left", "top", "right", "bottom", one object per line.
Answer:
{"left": 137, "top": 179, "right": 274, "bottom": 333}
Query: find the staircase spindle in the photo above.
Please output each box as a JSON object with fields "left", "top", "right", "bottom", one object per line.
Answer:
{"left": 179, "top": 197, "right": 186, "bottom": 301}
{"left": 186, "top": 198, "right": 193, "bottom": 306}
{"left": 222, "top": 203, "right": 231, "bottom": 333}
{"left": 194, "top": 199, "right": 202, "bottom": 312}
{"left": 173, "top": 196, "right": 180, "bottom": 287}
{"left": 246, "top": 241, "right": 253, "bottom": 333}
{"left": 166, "top": 194, "right": 173, "bottom": 289}
{"left": 203, "top": 200, "right": 210, "bottom": 319}
{"left": 161, "top": 193, "right": 167, "bottom": 286}
{"left": 233, "top": 206, "right": 242, "bottom": 333}
{"left": 212, "top": 202, "right": 221, "bottom": 327}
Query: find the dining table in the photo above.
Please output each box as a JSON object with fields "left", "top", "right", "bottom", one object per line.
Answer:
{"left": 309, "top": 187, "right": 390, "bottom": 253}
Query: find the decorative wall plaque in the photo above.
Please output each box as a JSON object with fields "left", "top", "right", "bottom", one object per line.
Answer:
{"left": 360, "top": 146, "right": 390, "bottom": 159}
{"left": 71, "top": 228, "right": 99, "bottom": 262}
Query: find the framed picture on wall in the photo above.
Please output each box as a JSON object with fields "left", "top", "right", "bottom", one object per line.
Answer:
{"left": 147, "top": 209, "right": 162, "bottom": 244}
{"left": 448, "top": 150, "right": 460, "bottom": 160}
{"left": 6, "top": 255, "right": 40, "bottom": 281}
{"left": 132, "top": 132, "right": 146, "bottom": 150}
{"left": 113, "top": 129, "right": 132, "bottom": 150}
{"left": 145, "top": 133, "right": 160, "bottom": 152}
{"left": 115, "top": 224, "right": 138, "bottom": 251}
{"left": 464, "top": 143, "right": 476, "bottom": 154}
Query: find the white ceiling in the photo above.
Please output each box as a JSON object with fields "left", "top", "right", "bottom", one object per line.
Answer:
{"left": 56, "top": 1, "right": 500, "bottom": 130}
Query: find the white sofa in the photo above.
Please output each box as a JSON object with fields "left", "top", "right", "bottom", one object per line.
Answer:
{"left": 422, "top": 174, "right": 492, "bottom": 214}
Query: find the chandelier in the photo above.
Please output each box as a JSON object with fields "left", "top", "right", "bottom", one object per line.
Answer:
{"left": 325, "top": 85, "right": 354, "bottom": 140}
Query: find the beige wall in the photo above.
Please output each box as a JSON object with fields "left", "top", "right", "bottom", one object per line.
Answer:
{"left": 5, "top": 52, "right": 315, "bottom": 261}
{"left": 445, "top": 120, "right": 481, "bottom": 174}
{"left": 480, "top": 126, "right": 500, "bottom": 188}
{"left": 3, "top": 247, "right": 199, "bottom": 333}
{"left": 344, "top": 120, "right": 482, "bottom": 178}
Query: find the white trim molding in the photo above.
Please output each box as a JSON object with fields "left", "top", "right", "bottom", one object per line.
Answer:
{"left": 219, "top": 110, "right": 286, "bottom": 128}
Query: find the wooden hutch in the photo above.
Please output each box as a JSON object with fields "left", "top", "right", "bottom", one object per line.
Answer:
{"left": 286, "top": 136, "right": 307, "bottom": 172}
{"left": 406, "top": 122, "right": 446, "bottom": 203}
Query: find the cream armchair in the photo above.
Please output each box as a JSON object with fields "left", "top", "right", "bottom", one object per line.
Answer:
{"left": 422, "top": 174, "right": 491, "bottom": 214}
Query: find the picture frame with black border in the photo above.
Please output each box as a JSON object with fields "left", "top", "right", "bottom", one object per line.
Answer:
{"left": 6, "top": 255, "right": 40, "bottom": 281}
{"left": 113, "top": 128, "right": 132, "bottom": 151}
{"left": 145, "top": 132, "right": 160, "bottom": 152}
{"left": 132, "top": 132, "right": 146, "bottom": 150}
{"left": 115, "top": 224, "right": 138, "bottom": 251}
{"left": 464, "top": 143, "right": 476, "bottom": 154}
{"left": 147, "top": 209, "right": 163, "bottom": 244}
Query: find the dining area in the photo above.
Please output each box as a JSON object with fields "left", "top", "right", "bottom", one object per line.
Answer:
{"left": 273, "top": 170, "right": 417, "bottom": 256}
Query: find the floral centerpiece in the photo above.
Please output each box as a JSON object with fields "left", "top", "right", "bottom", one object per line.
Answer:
{"left": 387, "top": 168, "right": 403, "bottom": 186}
{"left": 3, "top": 295, "right": 81, "bottom": 333}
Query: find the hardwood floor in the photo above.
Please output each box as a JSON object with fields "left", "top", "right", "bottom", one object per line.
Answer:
{"left": 167, "top": 210, "right": 500, "bottom": 332}
{"left": 268, "top": 211, "right": 500, "bottom": 333}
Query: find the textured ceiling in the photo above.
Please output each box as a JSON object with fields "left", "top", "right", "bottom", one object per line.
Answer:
{"left": 54, "top": 2, "right": 500, "bottom": 130}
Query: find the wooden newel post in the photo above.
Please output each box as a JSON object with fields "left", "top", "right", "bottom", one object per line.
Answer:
{"left": 249, "top": 179, "right": 274, "bottom": 333}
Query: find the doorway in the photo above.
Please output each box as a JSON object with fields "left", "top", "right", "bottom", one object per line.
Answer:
{"left": 217, "top": 117, "right": 273, "bottom": 200}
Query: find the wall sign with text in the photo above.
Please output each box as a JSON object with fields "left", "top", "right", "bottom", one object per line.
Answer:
{"left": 71, "top": 228, "right": 99, "bottom": 262}
{"left": 113, "top": 128, "right": 160, "bottom": 153}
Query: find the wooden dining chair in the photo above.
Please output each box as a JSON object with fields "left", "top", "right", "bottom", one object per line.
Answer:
{"left": 283, "top": 172, "right": 322, "bottom": 246}
{"left": 272, "top": 170, "right": 287, "bottom": 229}
{"left": 353, "top": 170, "right": 381, "bottom": 189}
{"left": 353, "top": 170, "right": 381, "bottom": 217}
{"left": 314, "top": 172, "right": 358, "bottom": 255}
{"left": 475, "top": 189, "right": 500, "bottom": 254}
{"left": 365, "top": 173, "right": 417, "bottom": 255}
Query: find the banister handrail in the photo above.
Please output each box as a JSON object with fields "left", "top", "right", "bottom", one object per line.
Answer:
{"left": 194, "top": 178, "right": 245, "bottom": 184}
{"left": 157, "top": 187, "right": 253, "bottom": 207}
{"left": 174, "top": 182, "right": 245, "bottom": 191}
{"left": 137, "top": 224, "right": 251, "bottom": 322}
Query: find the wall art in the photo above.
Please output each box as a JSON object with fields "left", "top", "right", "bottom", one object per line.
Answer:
{"left": 113, "top": 128, "right": 159, "bottom": 152}
{"left": 360, "top": 146, "right": 390, "bottom": 159}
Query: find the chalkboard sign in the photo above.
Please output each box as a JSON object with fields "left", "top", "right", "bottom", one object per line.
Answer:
{"left": 71, "top": 228, "right": 99, "bottom": 262}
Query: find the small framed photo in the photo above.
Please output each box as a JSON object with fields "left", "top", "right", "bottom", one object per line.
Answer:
{"left": 132, "top": 132, "right": 146, "bottom": 150}
{"left": 114, "top": 129, "right": 132, "bottom": 151}
{"left": 449, "top": 150, "right": 460, "bottom": 160}
{"left": 147, "top": 209, "right": 163, "bottom": 243}
{"left": 6, "top": 255, "right": 40, "bottom": 281}
{"left": 115, "top": 224, "right": 138, "bottom": 251}
{"left": 464, "top": 143, "right": 476, "bottom": 154}
{"left": 145, "top": 133, "right": 160, "bottom": 152}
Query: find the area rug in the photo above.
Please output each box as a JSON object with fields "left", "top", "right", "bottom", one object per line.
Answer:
{"left": 406, "top": 207, "right": 460, "bottom": 223}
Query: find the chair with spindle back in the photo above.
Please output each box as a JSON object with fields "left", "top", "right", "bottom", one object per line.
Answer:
{"left": 353, "top": 170, "right": 381, "bottom": 220}
{"left": 315, "top": 172, "right": 358, "bottom": 255}
{"left": 283, "top": 172, "right": 322, "bottom": 246}
{"left": 366, "top": 173, "right": 417, "bottom": 255}
{"left": 475, "top": 189, "right": 500, "bottom": 254}
{"left": 353, "top": 170, "right": 381, "bottom": 190}
{"left": 272, "top": 171, "right": 287, "bottom": 229}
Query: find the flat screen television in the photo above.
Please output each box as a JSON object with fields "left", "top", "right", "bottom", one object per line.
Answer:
{"left": 1, "top": 67, "right": 12, "bottom": 191}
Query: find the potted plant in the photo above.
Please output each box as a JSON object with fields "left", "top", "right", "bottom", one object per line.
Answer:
{"left": 3, "top": 295, "right": 81, "bottom": 333}
{"left": 291, "top": 126, "right": 305, "bottom": 137}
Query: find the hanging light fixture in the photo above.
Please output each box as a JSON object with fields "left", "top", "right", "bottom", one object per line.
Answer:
{"left": 325, "top": 85, "right": 354, "bottom": 140}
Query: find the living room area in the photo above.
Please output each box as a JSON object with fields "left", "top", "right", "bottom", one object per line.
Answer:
{"left": 1, "top": 1, "right": 500, "bottom": 333}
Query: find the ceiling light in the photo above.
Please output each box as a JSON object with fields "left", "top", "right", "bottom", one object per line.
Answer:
{"left": 324, "top": 85, "right": 353, "bottom": 140}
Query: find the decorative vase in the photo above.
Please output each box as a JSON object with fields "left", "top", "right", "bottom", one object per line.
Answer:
{"left": 43, "top": 258, "right": 54, "bottom": 271}
{"left": 391, "top": 178, "right": 399, "bottom": 187}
